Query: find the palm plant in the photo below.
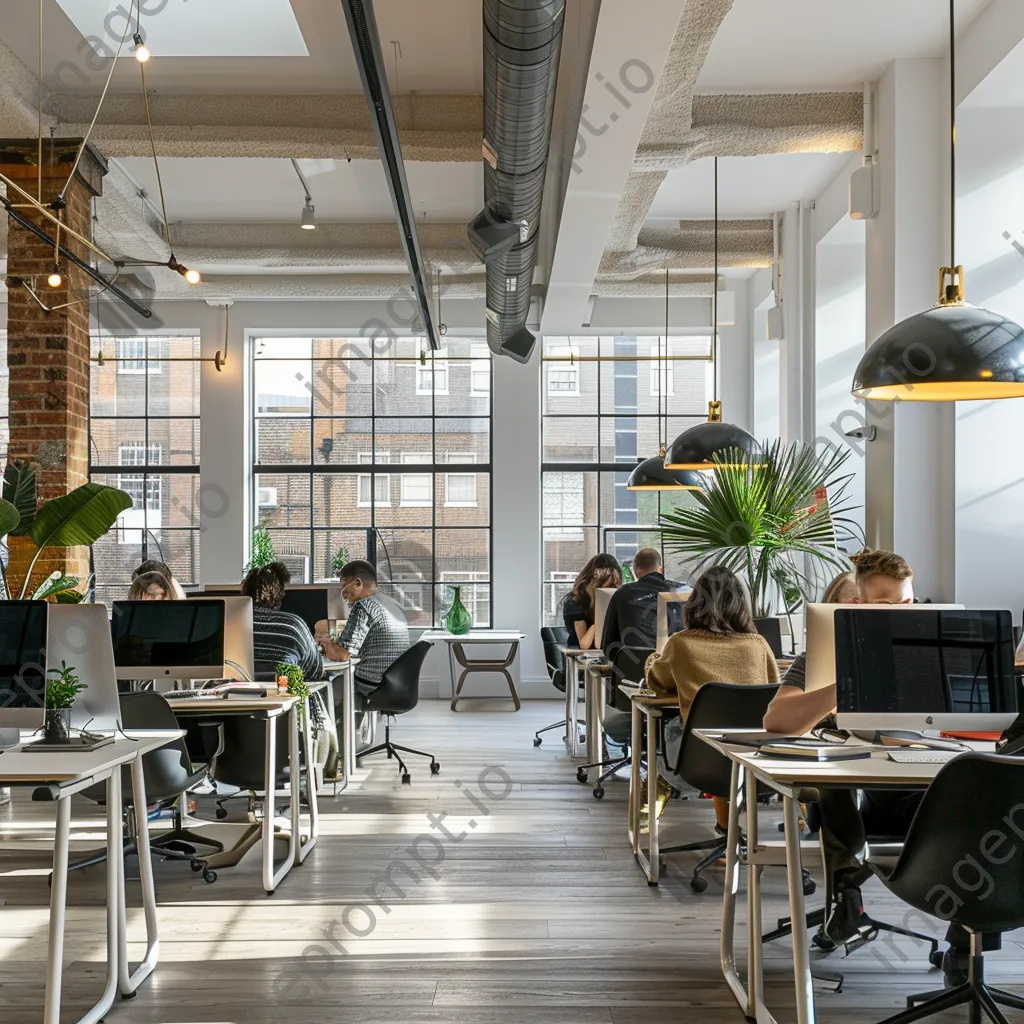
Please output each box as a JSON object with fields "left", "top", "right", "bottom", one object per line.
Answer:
{"left": 659, "top": 439, "right": 863, "bottom": 617}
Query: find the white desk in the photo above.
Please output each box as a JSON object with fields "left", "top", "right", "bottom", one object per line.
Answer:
{"left": 422, "top": 630, "right": 525, "bottom": 711}
{"left": 168, "top": 689, "right": 318, "bottom": 893}
{"left": 695, "top": 730, "right": 970, "bottom": 1024}
{"left": 0, "top": 729, "right": 183, "bottom": 1024}
{"left": 561, "top": 647, "right": 603, "bottom": 757}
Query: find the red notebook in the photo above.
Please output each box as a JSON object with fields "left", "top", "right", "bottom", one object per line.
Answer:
{"left": 940, "top": 730, "right": 1002, "bottom": 742}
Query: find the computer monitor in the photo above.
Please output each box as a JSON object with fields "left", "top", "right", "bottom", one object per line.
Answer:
{"left": 281, "top": 585, "right": 346, "bottom": 634}
{"left": 656, "top": 590, "right": 691, "bottom": 653}
{"left": 594, "top": 588, "right": 616, "bottom": 652}
{"left": 0, "top": 600, "right": 49, "bottom": 733}
{"left": 804, "top": 602, "right": 964, "bottom": 692}
{"left": 834, "top": 607, "right": 1017, "bottom": 732}
{"left": 753, "top": 617, "right": 784, "bottom": 659}
{"left": 47, "top": 604, "right": 121, "bottom": 732}
{"left": 219, "top": 596, "right": 255, "bottom": 682}
{"left": 111, "top": 599, "right": 226, "bottom": 682}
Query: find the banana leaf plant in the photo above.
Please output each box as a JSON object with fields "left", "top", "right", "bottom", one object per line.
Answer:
{"left": 659, "top": 439, "right": 864, "bottom": 617}
{"left": 0, "top": 461, "right": 132, "bottom": 600}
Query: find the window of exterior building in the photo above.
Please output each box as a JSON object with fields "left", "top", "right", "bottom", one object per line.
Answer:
{"left": 540, "top": 335, "right": 712, "bottom": 624}
{"left": 252, "top": 337, "right": 491, "bottom": 627}
{"left": 89, "top": 334, "right": 201, "bottom": 607}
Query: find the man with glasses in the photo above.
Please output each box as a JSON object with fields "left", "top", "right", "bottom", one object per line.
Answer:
{"left": 316, "top": 559, "right": 410, "bottom": 703}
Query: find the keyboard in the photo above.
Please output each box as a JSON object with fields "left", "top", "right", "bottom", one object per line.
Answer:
{"left": 887, "top": 748, "right": 959, "bottom": 764}
{"left": 165, "top": 689, "right": 213, "bottom": 701}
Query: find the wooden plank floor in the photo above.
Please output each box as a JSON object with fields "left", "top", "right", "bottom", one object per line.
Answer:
{"left": 1, "top": 700, "right": 1022, "bottom": 1023}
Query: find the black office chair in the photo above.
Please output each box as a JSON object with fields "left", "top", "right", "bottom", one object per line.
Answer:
{"left": 357, "top": 640, "right": 438, "bottom": 784}
{"left": 576, "top": 645, "right": 653, "bottom": 799}
{"left": 867, "top": 753, "right": 1024, "bottom": 1024}
{"left": 660, "top": 682, "right": 816, "bottom": 896}
{"left": 68, "top": 691, "right": 221, "bottom": 880}
{"left": 534, "top": 626, "right": 572, "bottom": 747}
{"left": 211, "top": 711, "right": 292, "bottom": 821}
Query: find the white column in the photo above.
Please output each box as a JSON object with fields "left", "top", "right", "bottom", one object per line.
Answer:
{"left": 864, "top": 59, "right": 955, "bottom": 599}
{"left": 720, "top": 277, "right": 753, "bottom": 432}
{"left": 780, "top": 204, "right": 805, "bottom": 443}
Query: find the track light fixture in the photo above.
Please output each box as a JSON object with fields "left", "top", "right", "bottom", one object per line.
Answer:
{"left": 301, "top": 197, "right": 316, "bottom": 230}
{"left": 133, "top": 32, "right": 151, "bottom": 63}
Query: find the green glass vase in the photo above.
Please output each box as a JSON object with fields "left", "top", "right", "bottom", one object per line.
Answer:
{"left": 444, "top": 586, "right": 473, "bottom": 635}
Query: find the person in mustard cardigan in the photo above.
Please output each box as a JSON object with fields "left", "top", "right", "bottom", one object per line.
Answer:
{"left": 645, "top": 564, "right": 780, "bottom": 831}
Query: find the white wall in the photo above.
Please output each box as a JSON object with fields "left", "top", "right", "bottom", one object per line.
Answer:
{"left": 815, "top": 225, "right": 866, "bottom": 538}
{"left": 954, "top": 107, "right": 1024, "bottom": 619}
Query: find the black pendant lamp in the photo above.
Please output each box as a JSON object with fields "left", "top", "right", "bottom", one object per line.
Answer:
{"left": 851, "top": 0, "right": 1024, "bottom": 402}
{"left": 664, "top": 158, "right": 760, "bottom": 470}
{"left": 627, "top": 269, "right": 705, "bottom": 491}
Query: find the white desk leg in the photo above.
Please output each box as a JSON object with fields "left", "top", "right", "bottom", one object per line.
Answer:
{"left": 120, "top": 752, "right": 159, "bottom": 995}
{"left": 746, "top": 766, "right": 767, "bottom": 1021}
{"left": 645, "top": 709, "right": 660, "bottom": 884}
{"left": 43, "top": 796, "right": 71, "bottom": 1024}
{"left": 296, "top": 699, "right": 319, "bottom": 865}
{"left": 262, "top": 713, "right": 297, "bottom": 894}
{"left": 784, "top": 794, "right": 816, "bottom": 1024}
{"left": 627, "top": 702, "right": 642, "bottom": 854}
{"left": 568, "top": 661, "right": 581, "bottom": 757}
{"left": 721, "top": 761, "right": 748, "bottom": 1013}
{"left": 344, "top": 666, "right": 357, "bottom": 779}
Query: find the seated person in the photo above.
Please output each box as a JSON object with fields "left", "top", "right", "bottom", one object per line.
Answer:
{"left": 762, "top": 549, "right": 987, "bottom": 981}
{"left": 129, "top": 570, "right": 173, "bottom": 601}
{"left": 242, "top": 561, "right": 323, "bottom": 682}
{"left": 647, "top": 565, "right": 780, "bottom": 829}
{"left": 600, "top": 547, "right": 678, "bottom": 660}
{"left": 315, "top": 560, "right": 409, "bottom": 702}
{"left": 133, "top": 559, "right": 187, "bottom": 599}
{"left": 561, "top": 553, "right": 622, "bottom": 650}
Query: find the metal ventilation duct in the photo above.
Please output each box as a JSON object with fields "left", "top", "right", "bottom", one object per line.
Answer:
{"left": 470, "top": 0, "right": 565, "bottom": 363}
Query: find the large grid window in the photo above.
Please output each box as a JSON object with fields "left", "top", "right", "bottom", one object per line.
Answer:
{"left": 541, "top": 335, "right": 712, "bottom": 625}
{"left": 90, "top": 334, "right": 201, "bottom": 607}
{"left": 252, "top": 336, "right": 492, "bottom": 628}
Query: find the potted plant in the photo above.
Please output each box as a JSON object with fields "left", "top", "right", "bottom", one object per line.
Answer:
{"left": 0, "top": 461, "right": 131, "bottom": 601}
{"left": 245, "top": 522, "right": 277, "bottom": 574}
{"left": 659, "top": 439, "right": 863, "bottom": 618}
{"left": 330, "top": 545, "right": 350, "bottom": 577}
{"left": 275, "top": 662, "right": 307, "bottom": 697}
{"left": 44, "top": 661, "right": 86, "bottom": 743}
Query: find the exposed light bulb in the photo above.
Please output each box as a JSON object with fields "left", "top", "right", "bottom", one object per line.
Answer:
{"left": 184, "top": 268, "right": 201, "bottom": 286}
{"left": 300, "top": 198, "right": 316, "bottom": 230}
{"left": 133, "top": 33, "right": 151, "bottom": 63}
{"left": 46, "top": 264, "right": 63, "bottom": 288}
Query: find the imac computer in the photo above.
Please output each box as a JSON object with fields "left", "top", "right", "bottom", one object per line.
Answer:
{"left": 219, "top": 596, "right": 255, "bottom": 681}
{"left": 191, "top": 584, "right": 345, "bottom": 636}
{"left": 803, "top": 602, "right": 964, "bottom": 691}
{"left": 833, "top": 607, "right": 1017, "bottom": 732}
{"left": 111, "top": 599, "right": 226, "bottom": 683}
{"left": 0, "top": 601, "right": 49, "bottom": 742}
{"left": 656, "top": 590, "right": 692, "bottom": 654}
{"left": 47, "top": 603, "right": 121, "bottom": 732}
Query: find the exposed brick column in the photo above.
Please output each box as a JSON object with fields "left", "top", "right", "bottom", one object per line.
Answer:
{"left": 2, "top": 140, "right": 106, "bottom": 594}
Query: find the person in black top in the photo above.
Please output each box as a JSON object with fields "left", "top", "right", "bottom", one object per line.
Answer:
{"left": 599, "top": 547, "right": 677, "bottom": 657}
{"left": 561, "top": 553, "right": 621, "bottom": 649}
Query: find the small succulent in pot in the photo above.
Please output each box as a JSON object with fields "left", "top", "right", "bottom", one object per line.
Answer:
{"left": 43, "top": 661, "right": 86, "bottom": 743}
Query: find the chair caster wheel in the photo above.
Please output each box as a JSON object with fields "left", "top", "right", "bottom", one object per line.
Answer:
{"left": 430, "top": 762, "right": 440, "bottom": 775}
{"left": 576, "top": 768, "right": 588, "bottom": 784}
{"left": 690, "top": 875, "right": 708, "bottom": 893}
{"left": 190, "top": 860, "right": 204, "bottom": 873}
{"left": 401, "top": 773, "right": 411, "bottom": 785}
{"left": 203, "top": 869, "right": 217, "bottom": 884}
{"left": 533, "top": 737, "right": 542, "bottom": 747}
{"left": 215, "top": 807, "right": 228, "bottom": 819}
{"left": 803, "top": 876, "right": 816, "bottom": 896}
{"left": 592, "top": 786, "right": 604, "bottom": 799}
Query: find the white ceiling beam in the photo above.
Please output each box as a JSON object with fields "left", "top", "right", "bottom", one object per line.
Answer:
{"left": 541, "top": 0, "right": 694, "bottom": 334}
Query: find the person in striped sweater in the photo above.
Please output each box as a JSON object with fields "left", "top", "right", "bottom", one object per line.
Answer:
{"left": 241, "top": 562, "right": 323, "bottom": 682}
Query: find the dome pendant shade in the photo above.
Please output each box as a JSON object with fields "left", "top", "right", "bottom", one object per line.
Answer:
{"left": 626, "top": 456, "right": 705, "bottom": 491}
{"left": 852, "top": 300, "right": 1024, "bottom": 401}
{"left": 663, "top": 402, "right": 761, "bottom": 470}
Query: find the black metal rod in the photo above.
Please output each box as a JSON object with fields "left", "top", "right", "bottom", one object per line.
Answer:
{"left": 3, "top": 202, "right": 153, "bottom": 318}
{"left": 950, "top": 0, "right": 956, "bottom": 271}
